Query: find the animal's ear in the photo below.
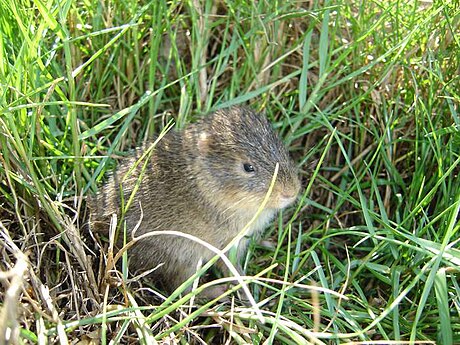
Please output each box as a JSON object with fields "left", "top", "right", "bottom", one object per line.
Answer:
{"left": 197, "top": 131, "right": 210, "bottom": 154}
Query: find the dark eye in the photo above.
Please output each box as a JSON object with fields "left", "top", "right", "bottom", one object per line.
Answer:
{"left": 243, "top": 163, "right": 255, "bottom": 173}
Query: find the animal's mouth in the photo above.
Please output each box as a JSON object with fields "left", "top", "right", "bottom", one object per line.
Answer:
{"left": 275, "top": 180, "right": 301, "bottom": 209}
{"left": 279, "top": 197, "right": 296, "bottom": 209}
{"left": 278, "top": 194, "right": 298, "bottom": 209}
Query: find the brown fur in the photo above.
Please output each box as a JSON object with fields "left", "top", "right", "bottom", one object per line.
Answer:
{"left": 88, "top": 106, "right": 300, "bottom": 295}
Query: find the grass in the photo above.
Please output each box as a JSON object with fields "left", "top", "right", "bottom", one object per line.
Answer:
{"left": 0, "top": 0, "right": 459, "bottom": 343}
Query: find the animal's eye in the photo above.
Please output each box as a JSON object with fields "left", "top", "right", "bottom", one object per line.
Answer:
{"left": 243, "top": 163, "right": 255, "bottom": 173}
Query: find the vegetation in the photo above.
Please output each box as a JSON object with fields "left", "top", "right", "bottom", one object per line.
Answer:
{"left": 0, "top": 0, "right": 459, "bottom": 343}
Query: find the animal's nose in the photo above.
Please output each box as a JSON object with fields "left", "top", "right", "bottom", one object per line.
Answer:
{"left": 284, "top": 177, "right": 301, "bottom": 199}
{"left": 279, "top": 182, "right": 301, "bottom": 208}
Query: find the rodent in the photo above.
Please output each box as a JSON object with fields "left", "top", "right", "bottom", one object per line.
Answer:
{"left": 88, "top": 106, "right": 301, "bottom": 299}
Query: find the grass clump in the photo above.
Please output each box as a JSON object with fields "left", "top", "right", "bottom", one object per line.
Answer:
{"left": 0, "top": 0, "right": 459, "bottom": 343}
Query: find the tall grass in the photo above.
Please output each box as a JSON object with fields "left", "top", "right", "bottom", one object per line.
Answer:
{"left": 0, "top": 0, "right": 459, "bottom": 343}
